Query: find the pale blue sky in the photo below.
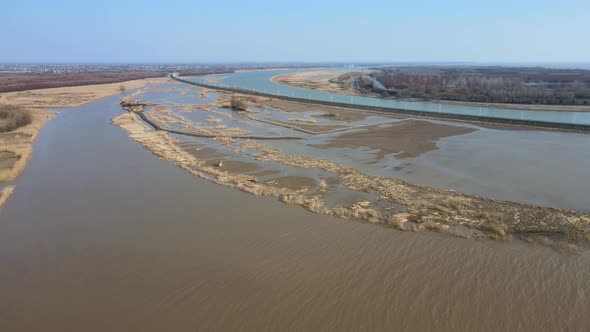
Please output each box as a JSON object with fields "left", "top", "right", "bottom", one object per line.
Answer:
{"left": 1, "top": 0, "right": 589, "bottom": 63}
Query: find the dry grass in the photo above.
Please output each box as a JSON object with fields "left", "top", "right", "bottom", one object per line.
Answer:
{"left": 0, "top": 146, "right": 32, "bottom": 183}
{"left": 0, "top": 111, "right": 53, "bottom": 183}
{"left": 0, "top": 185, "right": 14, "bottom": 209}
{"left": 327, "top": 202, "right": 381, "bottom": 223}
{"left": 485, "top": 222, "right": 509, "bottom": 238}
{"left": 287, "top": 117, "right": 317, "bottom": 124}
{"left": 279, "top": 194, "right": 324, "bottom": 213}
{"left": 230, "top": 96, "right": 248, "bottom": 111}
{"left": 440, "top": 197, "right": 472, "bottom": 210}
{"left": 387, "top": 213, "right": 411, "bottom": 230}
{"left": 0, "top": 104, "right": 32, "bottom": 132}
{"left": 0, "top": 77, "right": 167, "bottom": 109}
{"left": 319, "top": 179, "right": 327, "bottom": 192}
{"left": 475, "top": 211, "right": 503, "bottom": 223}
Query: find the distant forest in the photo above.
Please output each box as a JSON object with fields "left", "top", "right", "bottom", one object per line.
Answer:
{"left": 0, "top": 69, "right": 232, "bottom": 93}
{"left": 371, "top": 66, "right": 590, "bottom": 105}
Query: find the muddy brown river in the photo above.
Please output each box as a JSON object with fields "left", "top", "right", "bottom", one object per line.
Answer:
{"left": 0, "top": 94, "right": 588, "bottom": 331}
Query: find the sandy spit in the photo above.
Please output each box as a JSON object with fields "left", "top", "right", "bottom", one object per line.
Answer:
{"left": 0, "top": 185, "right": 14, "bottom": 210}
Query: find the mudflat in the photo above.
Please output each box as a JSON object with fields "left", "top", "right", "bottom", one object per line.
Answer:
{"left": 312, "top": 119, "right": 476, "bottom": 159}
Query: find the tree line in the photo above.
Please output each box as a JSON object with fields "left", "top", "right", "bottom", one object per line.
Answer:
{"left": 371, "top": 67, "right": 590, "bottom": 105}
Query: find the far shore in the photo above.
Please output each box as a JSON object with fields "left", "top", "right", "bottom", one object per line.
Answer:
{"left": 273, "top": 71, "right": 590, "bottom": 112}
{"left": 0, "top": 77, "right": 168, "bottom": 109}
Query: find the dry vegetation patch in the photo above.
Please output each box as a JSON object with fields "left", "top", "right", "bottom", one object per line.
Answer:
{"left": 0, "top": 110, "right": 55, "bottom": 183}
{"left": 0, "top": 185, "right": 14, "bottom": 209}
{"left": 0, "top": 104, "right": 32, "bottom": 133}
{"left": 230, "top": 96, "right": 249, "bottom": 111}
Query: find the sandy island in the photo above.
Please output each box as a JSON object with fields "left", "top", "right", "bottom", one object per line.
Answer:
{"left": 116, "top": 82, "right": 590, "bottom": 250}
{"left": 272, "top": 70, "right": 359, "bottom": 95}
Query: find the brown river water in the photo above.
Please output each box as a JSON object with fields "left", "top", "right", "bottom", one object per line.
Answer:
{"left": 0, "top": 94, "right": 588, "bottom": 331}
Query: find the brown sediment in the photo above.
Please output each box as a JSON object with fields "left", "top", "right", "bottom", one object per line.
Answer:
{"left": 265, "top": 176, "right": 317, "bottom": 191}
{"left": 249, "top": 169, "right": 280, "bottom": 178}
{"left": 181, "top": 146, "right": 225, "bottom": 160}
{"left": 204, "top": 160, "right": 261, "bottom": 174}
{"left": 311, "top": 119, "right": 476, "bottom": 160}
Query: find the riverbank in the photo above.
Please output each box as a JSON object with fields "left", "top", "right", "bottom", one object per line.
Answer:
{"left": 273, "top": 70, "right": 590, "bottom": 112}
{"left": 0, "top": 185, "right": 13, "bottom": 209}
{"left": 0, "top": 77, "right": 169, "bottom": 201}
{"left": 0, "top": 77, "right": 167, "bottom": 109}
{"left": 0, "top": 110, "right": 55, "bottom": 183}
